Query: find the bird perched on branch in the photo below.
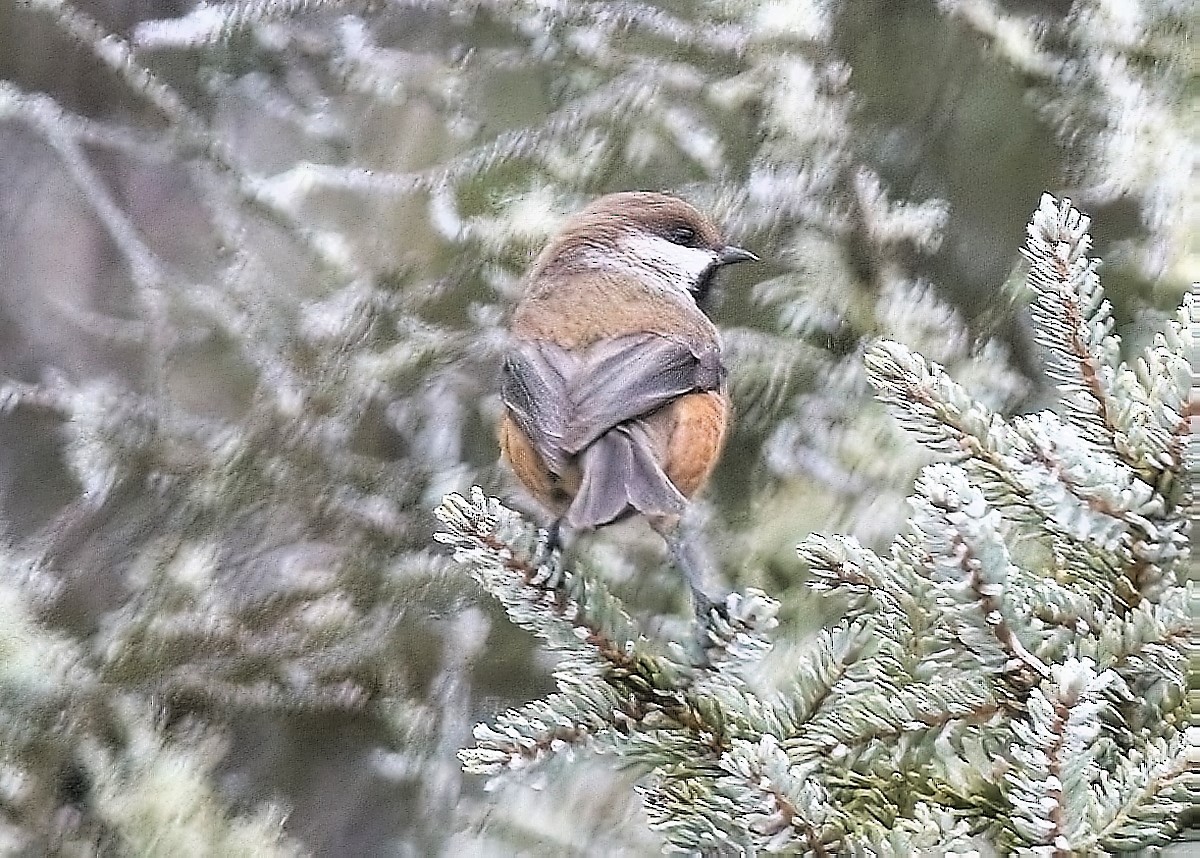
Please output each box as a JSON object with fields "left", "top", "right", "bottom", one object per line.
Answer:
{"left": 498, "top": 191, "right": 756, "bottom": 608}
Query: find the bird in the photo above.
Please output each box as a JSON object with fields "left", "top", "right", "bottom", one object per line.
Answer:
{"left": 498, "top": 191, "right": 756, "bottom": 608}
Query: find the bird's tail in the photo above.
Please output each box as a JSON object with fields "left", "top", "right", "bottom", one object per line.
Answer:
{"left": 566, "top": 423, "right": 685, "bottom": 530}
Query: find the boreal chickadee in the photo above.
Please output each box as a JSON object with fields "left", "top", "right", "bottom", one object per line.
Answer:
{"left": 498, "top": 191, "right": 756, "bottom": 606}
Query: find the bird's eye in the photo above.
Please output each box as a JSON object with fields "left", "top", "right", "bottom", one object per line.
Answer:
{"left": 667, "top": 225, "right": 701, "bottom": 248}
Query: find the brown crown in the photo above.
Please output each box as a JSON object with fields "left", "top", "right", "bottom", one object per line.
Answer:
{"left": 533, "top": 192, "right": 725, "bottom": 275}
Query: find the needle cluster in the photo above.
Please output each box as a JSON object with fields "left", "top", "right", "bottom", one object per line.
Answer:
{"left": 439, "top": 196, "right": 1194, "bottom": 854}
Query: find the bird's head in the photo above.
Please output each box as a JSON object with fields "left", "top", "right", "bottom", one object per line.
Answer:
{"left": 535, "top": 192, "right": 757, "bottom": 309}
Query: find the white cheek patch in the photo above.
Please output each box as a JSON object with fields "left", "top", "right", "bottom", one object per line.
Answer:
{"left": 615, "top": 235, "right": 716, "bottom": 294}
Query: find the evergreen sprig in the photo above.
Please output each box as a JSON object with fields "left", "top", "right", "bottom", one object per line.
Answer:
{"left": 442, "top": 196, "right": 1192, "bottom": 853}
{"left": 434, "top": 488, "right": 779, "bottom": 771}
{"left": 3, "top": 0, "right": 1190, "bottom": 850}
{"left": 435, "top": 488, "right": 790, "bottom": 851}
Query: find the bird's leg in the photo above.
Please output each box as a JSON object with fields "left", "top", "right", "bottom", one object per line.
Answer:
{"left": 534, "top": 516, "right": 564, "bottom": 567}
{"left": 651, "top": 513, "right": 728, "bottom": 622}
{"left": 545, "top": 517, "right": 563, "bottom": 552}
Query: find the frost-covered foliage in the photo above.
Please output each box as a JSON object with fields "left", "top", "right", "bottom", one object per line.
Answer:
{"left": 0, "top": 0, "right": 1190, "bottom": 853}
{"left": 441, "top": 196, "right": 1193, "bottom": 853}
{"left": 939, "top": 0, "right": 1195, "bottom": 282}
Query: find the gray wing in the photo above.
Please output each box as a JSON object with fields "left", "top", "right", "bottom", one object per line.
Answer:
{"left": 501, "top": 342, "right": 572, "bottom": 472}
{"left": 562, "top": 334, "right": 723, "bottom": 452}
{"left": 501, "top": 333, "right": 723, "bottom": 528}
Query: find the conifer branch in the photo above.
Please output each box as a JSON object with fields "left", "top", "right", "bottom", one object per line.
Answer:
{"left": 27, "top": 0, "right": 370, "bottom": 280}
{"left": 133, "top": 0, "right": 370, "bottom": 49}
{"left": 1021, "top": 194, "right": 1189, "bottom": 484}
{"left": 1022, "top": 195, "right": 1121, "bottom": 438}
{"left": 1004, "top": 658, "right": 1116, "bottom": 852}
{"left": 432, "top": 196, "right": 1188, "bottom": 852}
{"left": 435, "top": 488, "right": 782, "bottom": 802}
{"left": 4, "top": 0, "right": 1189, "bottom": 846}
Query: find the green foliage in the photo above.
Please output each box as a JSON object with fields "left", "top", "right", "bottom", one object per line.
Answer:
{"left": 0, "top": 0, "right": 1190, "bottom": 852}
{"left": 439, "top": 196, "right": 1194, "bottom": 853}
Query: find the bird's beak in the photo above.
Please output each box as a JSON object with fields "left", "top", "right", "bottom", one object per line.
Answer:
{"left": 719, "top": 245, "right": 758, "bottom": 265}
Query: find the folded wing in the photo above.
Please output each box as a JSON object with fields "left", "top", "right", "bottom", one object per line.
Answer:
{"left": 501, "top": 333, "right": 723, "bottom": 528}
